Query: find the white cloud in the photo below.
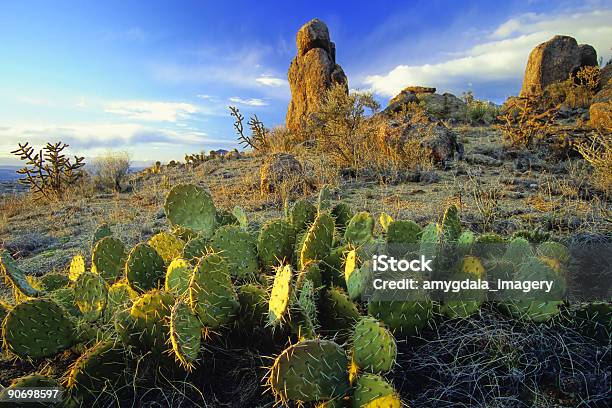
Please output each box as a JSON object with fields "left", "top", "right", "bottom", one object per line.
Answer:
{"left": 256, "top": 75, "right": 287, "bottom": 87}
{"left": 104, "top": 100, "right": 200, "bottom": 122}
{"left": 362, "top": 9, "right": 612, "bottom": 99}
{"left": 228, "top": 97, "right": 268, "bottom": 107}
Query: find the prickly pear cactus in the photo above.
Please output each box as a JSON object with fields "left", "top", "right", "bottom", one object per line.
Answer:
{"left": 48, "top": 287, "right": 81, "bottom": 317}
{"left": 571, "top": 301, "right": 612, "bottom": 342}
{"left": 104, "top": 281, "right": 137, "bottom": 321}
{"left": 0, "top": 249, "right": 40, "bottom": 298}
{"left": 2, "top": 298, "right": 75, "bottom": 359}
{"left": 257, "top": 219, "right": 296, "bottom": 271}
{"left": 182, "top": 236, "right": 209, "bottom": 263}
{"left": 352, "top": 373, "right": 401, "bottom": 408}
{"left": 66, "top": 341, "right": 127, "bottom": 402}
{"left": 91, "top": 236, "right": 127, "bottom": 283}
{"left": 330, "top": 203, "right": 352, "bottom": 233}
{"left": 92, "top": 223, "right": 112, "bottom": 248}
{"left": 344, "top": 212, "right": 375, "bottom": 246}
{"left": 504, "top": 237, "right": 532, "bottom": 266}
{"left": 268, "top": 264, "right": 293, "bottom": 325}
{"left": 125, "top": 243, "right": 166, "bottom": 293}
{"left": 164, "top": 183, "right": 217, "bottom": 238}
{"left": 321, "top": 245, "right": 350, "bottom": 288}
{"left": 318, "top": 287, "right": 361, "bottom": 338}
{"left": 536, "top": 241, "right": 570, "bottom": 272}
{"left": 352, "top": 316, "right": 397, "bottom": 374}
{"left": 189, "top": 253, "right": 239, "bottom": 328}
{"left": 74, "top": 272, "right": 108, "bottom": 322}
{"left": 474, "top": 233, "right": 505, "bottom": 258}
{"left": 148, "top": 232, "right": 185, "bottom": 265}
{"left": 268, "top": 339, "right": 350, "bottom": 404}
{"left": 290, "top": 199, "right": 317, "bottom": 232}
{"left": 119, "top": 289, "right": 175, "bottom": 355}
{"left": 317, "top": 184, "right": 333, "bottom": 213}
{"left": 457, "top": 230, "right": 476, "bottom": 258}
{"left": 170, "top": 299, "right": 202, "bottom": 369}
{"left": 378, "top": 212, "right": 394, "bottom": 233}
{"left": 441, "top": 204, "right": 461, "bottom": 241}
{"left": 441, "top": 256, "right": 486, "bottom": 319}
{"left": 345, "top": 250, "right": 371, "bottom": 301}
{"left": 386, "top": 220, "right": 421, "bottom": 244}
{"left": 368, "top": 298, "right": 433, "bottom": 337}
{"left": 299, "top": 212, "right": 335, "bottom": 270}
{"left": 38, "top": 272, "right": 70, "bottom": 291}
{"left": 236, "top": 284, "right": 269, "bottom": 329}
{"left": 69, "top": 254, "right": 86, "bottom": 281}
{"left": 165, "top": 258, "right": 192, "bottom": 296}
{"left": 209, "top": 225, "right": 258, "bottom": 280}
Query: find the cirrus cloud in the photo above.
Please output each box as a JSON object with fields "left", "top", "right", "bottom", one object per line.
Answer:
{"left": 104, "top": 100, "right": 200, "bottom": 122}
{"left": 228, "top": 97, "right": 268, "bottom": 107}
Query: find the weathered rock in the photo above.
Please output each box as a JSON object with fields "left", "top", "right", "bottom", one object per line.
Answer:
{"left": 465, "top": 153, "right": 502, "bottom": 167}
{"left": 520, "top": 35, "right": 598, "bottom": 96}
{"left": 384, "top": 90, "right": 418, "bottom": 114}
{"left": 417, "top": 93, "right": 467, "bottom": 121}
{"left": 286, "top": 19, "right": 347, "bottom": 131}
{"left": 590, "top": 63, "right": 612, "bottom": 132}
{"left": 379, "top": 120, "right": 457, "bottom": 164}
{"left": 403, "top": 86, "right": 436, "bottom": 94}
{"left": 419, "top": 123, "right": 458, "bottom": 163}
{"left": 260, "top": 153, "right": 303, "bottom": 194}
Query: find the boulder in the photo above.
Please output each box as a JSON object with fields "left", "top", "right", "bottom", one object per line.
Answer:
{"left": 403, "top": 86, "right": 436, "bottom": 94}
{"left": 520, "top": 35, "right": 598, "bottom": 96}
{"left": 419, "top": 123, "right": 458, "bottom": 163}
{"left": 260, "top": 153, "right": 303, "bottom": 194}
{"left": 384, "top": 90, "right": 418, "bottom": 114}
{"left": 286, "top": 19, "right": 347, "bottom": 131}
{"left": 418, "top": 93, "right": 467, "bottom": 121}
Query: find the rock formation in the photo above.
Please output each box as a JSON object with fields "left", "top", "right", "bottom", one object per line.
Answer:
{"left": 260, "top": 153, "right": 303, "bottom": 194}
{"left": 520, "top": 35, "right": 597, "bottom": 96}
{"left": 384, "top": 86, "right": 466, "bottom": 121}
{"left": 286, "top": 19, "right": 348, "bottom": 131}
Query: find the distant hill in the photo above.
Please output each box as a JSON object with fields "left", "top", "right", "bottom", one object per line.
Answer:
{"left": 0, "top": 166, "right": 21, "bottom": 181}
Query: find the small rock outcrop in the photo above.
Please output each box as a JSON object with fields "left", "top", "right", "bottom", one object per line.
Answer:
{"left": 260, "top": 153, "right": 303, "bottom": 194}
{"left": 286, "top": 19, "right": 348, "bottom": 131}
{"left": 384, "top": 86, "right": 466, "bottom": 121}
{"left": 520, "top": 35, "right": 598, "bottom": 96}
{"left": 590, "top": 63, "right": 612, "bottom": 132}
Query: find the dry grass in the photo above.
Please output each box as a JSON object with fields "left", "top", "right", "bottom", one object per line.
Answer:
{"left": 575, "top": 131, "right": 612, "bottom": 194}
{"left": 90, "top": 151, "right": 131, "bottom": 192}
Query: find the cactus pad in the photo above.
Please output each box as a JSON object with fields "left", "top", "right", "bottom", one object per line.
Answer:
{"left": 0, "top": 249, "right": 40, "bottom": 298}
{"left": 268, "top": 264, "right": 293, "bottom": 325}
{"left": 125, "top": 243, "right": 166, "bottom": 293}
{"left": 92, "top": 223, "right": 112, "bottom": 248}
{"left": 299, "top": 212, "right": 335, "bottom": 270}
{"left": 74, "top": 272, "right": 108, "bottom": 322}
{"left": 170, "top": 299, "right": 202, "bottom": 369}
{"left": 368, "top": 298, "right": 433, "bottom": 337}
{"left": 344, "top": 212, "right": 375, "bottom": 246}
{"left": 268, "top": 339, "right": 350, "bottom": 403}
{"left": 290, "top": 199, "right": 317, "bottom": 232}
{"left": 104, "top": 281, "right": 137, "bottom": 320}
{"left": 209, "top": 225, "right": 259, "bottom": 280}
{"left": 318, "top": 287, "right": 361, "bottom": 338}
{"left": 69, "top": 254, "right": 86, "bottom": 281}
{"left": 386, "top": 220, "right": 421, "bottom": 245}
{"left": 441, "top": 204, "right": 461, "bottom": 241}
{"left": 182, "top": 236, "right": 209, "bottom": 263}
{"left": 353, "top": 373, "right": 401, "bottom": 408}
{"left": 148, "top": 232, "right": 185, "bottom": 265}
{"left": 189, "top": 253, "right": 239, "bottom": 328}
{"left": 352, "top": 316, "right": 397, "bottom": 373}
{"left": 38, "top": 272, "right": 70, "bottom": 291}
{"left": 2, "top": 298, "right": 75, "bottom": 359}
{"left": 165, "top": 258, "right": 192, "bottom": 296}
{"left": 257, "top": 219, "right": 296, "bottom": 271}
{"left": 123, "top": 289, "right": 174, "bottom": 354}
{"left": 331, "top": 202, "right": 354, "bottom": 232}
{"left": 164, "top": 183, "right": 217, "bottom": 238}
{"left": 91, "top": 236, "right": 127, "bottom": 284}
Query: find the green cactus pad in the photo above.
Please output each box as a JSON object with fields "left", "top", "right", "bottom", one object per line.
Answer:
{"left": 257, "top": 219, "right": 296, "bottom": 271}
{"left": 66, "top": 341, "right": 127, "bottom": 401}
{"left": 92, "top": 223, "right": 112, "bottom": 248}
{"left": 297, "top": 279, "right": 318, "bottom": 329}
{"left": 237, "top": 284, "right": 269, "bottom": 329}
{"left": 0, "top": 249, "right": 40, "bottom": 298}
{"left": 189, "top": 253, "right": 239, "bottom": 328}
{"left": 331, "top": 202, "right": 354, "bottom": 232}
{"left": 74, "top": 272, "right": 108, "bottom": 322}
{"left": 165, "top": 258, "right": 192, "bottom": 296}
{"left": 419, "top": 222, "right": 442, "bottom": 261}
{"left": 536, "top": 241, "right": 570, "bottom": 264}
{"left": 368, "top": 298, "right": 433, "bottom": 337}
{"left": 232, "top": 205, "right": 248, "bottom": 228}
{"left": 504, "top": 237, "right": 533, "bottom": 266}
{"left": 2, "top": 298, "right": 75, "bottom": 359}
{"left": 290, "top": 199, "right": 317, "bottom": 232}
{"left": 318, "top": 287, "right": 361, "bottom": 338}
{"left": 125, "top": 243, "right": 166, "bottom": 293}
{"left": 69, "top": 254, "right": 86, "bottom": 281}
{"left": 474, "top": 233, "right": 505, "bottom": 258}
{"left": 209, "top": 225, "right": 259, "bottom": 280}
{"left": 299, "top": 212, "right": 335, "bottom": 270}
{"left": 164, "top": 184, "right": 217, "bottom": 238}
{"left": 104, "top": 282, "right": 137, "bottom": 321}
{"left": 344, "top": 212, "right": 375, "bottom": 246}
{"left": 268, "top": 264, "right": 293, "bottom": 325}
{"left": 386, "top": 220, "right": 421, "bottom": 244}
{"left": 38, "top": 272, "right": 70, "bottom": 291}
{"left": 91, "top": 236, "right": 127, "bottom": 284}
{"left": 47, "top": 287, "right": 81, "bottom": 317}
{"left": 268, "top": 339, "right": 350, "bottom": 403}
{"left": 352, "top": 373, "right": 401, "bottom": 408}
{"left": 122, "top": 289, "right": 174, "bottom": 354}
{"left": 441, "top": 204, "right": 462, "bottom": 241}
{"left": 571, "top": 301, "right": 611, "bottom": 342}
{"left": 182, "top": 236, "right": 209, "bottom": 263}
{"left": 352, "top": 316, "right": 397, "bottom": 373}
{"left": 216, "top": 209, "right": 238, "bottom": 227}
{"left": 441, "top": 256, "right": 486, "bottom": 318}
{"left": 317, "top": 184, "right": 333, "bottom": 213}
{"left": 345, "top": 250, "right": 370, "bottom": 301}
{"left": 170, "top": 299, "right": 202, "bottom": 369}
{"left": 148, "top": 232, "right": 185, "bottom": 265}
{"left": 321, "top": 245, "right": 350, "bottom": 288}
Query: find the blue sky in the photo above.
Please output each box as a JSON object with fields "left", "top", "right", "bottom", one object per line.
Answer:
{"left": 1, "top": 0, "right": 610, "bottom": 165}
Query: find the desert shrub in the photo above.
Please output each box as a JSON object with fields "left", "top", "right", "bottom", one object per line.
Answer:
{"left": 575, "top": 130, "right": 612, "bottom": 194}
{"left": 466, "top": 100, "right": 500, "bottom": 125}
{"left": 10, "top": 141, "right": 85, "bottom": 201}
{"left": 230, "top": 106, "right": 270, "bottom": 152}
{"left": 91, "top": 151, "right": 131, "bottom": 192}
{"left": 545, "top": 65, "right": 601, "bottom": 109}
{"left": 495, "top": 95, "right": 558, "bottom": 148}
